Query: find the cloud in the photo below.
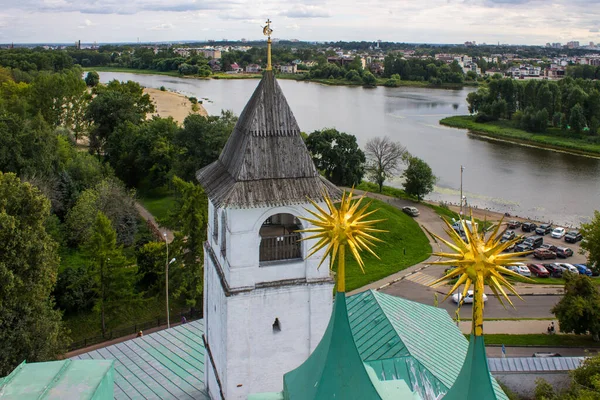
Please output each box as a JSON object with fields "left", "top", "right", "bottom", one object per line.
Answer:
{"left": 280, "top": 5, "right": 331, "bottom": 18}
{"left": 9, "top": 0, "right": 238, "bottom": 15}
{"left": 591, "top": 28, "right": 600, "bottom": 32}
{"left": 77, "top": 17, "right": 95, "bottom": 28}
{"left": 149, "top": 22, "right": 173, "bottom": 30}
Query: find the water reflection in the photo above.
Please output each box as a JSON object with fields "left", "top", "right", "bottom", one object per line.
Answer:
{"left": 98, "top": 72, "right": 600, "bottom": 226}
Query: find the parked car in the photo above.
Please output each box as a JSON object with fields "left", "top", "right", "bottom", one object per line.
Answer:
{"left": 536, "top": 224, "right": 553, "bottom": 235}
{"left": 522, "top": 222, "right": 537, "bottom": 232}
{"left": 533, "top": 352, "right": 561, "bottom": 357}
{"left": 533, "top": 248, "right": 557, "bottom": 260}
{"left": 527, "top": 264, "right": 550, "bottom": 277}
{"left": 543, "top": 264, "right": 565, "bottom": 278}
{"left": 515, "top": 235, "right": 543, "bottom": 252}
{"left": 555, "top": 247, "right": 574, "bottom": 258}
{"left": 539, "top": 243, "right": 557, "bottom": 253}
{"left": 551, "top": 227, "right": 566, "bottom": 239}
{"left": 508, "top": 220, "right": 522, "bottom": 229}
{"left": 574, "top": 264, "right": 593, "bottom": 276}
{"left": 452, "top": 290, "right": 488, "bottom": 304}
{"left": 516, "top": 264, "right": 532, "bottom": 276}
{"left": 564, "top": 230, "right": 583, "bottom": 243}
{"left": 558, "top": 263, "right": 579, "bottom": 274}
{"left": 402, "top": 206, "right": 420, "bottom": 217}
{"left": 502, "top": 230, "right": 516, "bottom": 241}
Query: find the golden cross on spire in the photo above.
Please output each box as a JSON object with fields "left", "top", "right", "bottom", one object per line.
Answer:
{"left": 296, "top": 189, "right": 386, "bottom": 293}
{"left": 263, "top": 18, "right": 273, "bottom": 71}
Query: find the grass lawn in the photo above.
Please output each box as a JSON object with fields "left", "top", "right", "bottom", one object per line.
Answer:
{"left": 355, "top": 181, "right": 416, "bottom": 201}
{"left": 342, "top": 198, "right": 431, "bottom": 292}
{"left": 481, "top": 333, "right": 600, "bottom": 347}
{"left": 64, "top": 295, "right": 185, "bottom": 344}
{"left": 440, "top": 115, "right": 600, "bottom": 156}
{"left": 137, "top": 187, "right": 177, "bottom": 228}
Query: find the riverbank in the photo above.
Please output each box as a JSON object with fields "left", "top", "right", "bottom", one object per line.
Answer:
{"left": 144, "top": 87, "right": 207, "bottom": 124}
{"left": 440, "top": 115, "right": 600, "bottom": 158}
{"left": 90, "top": 66, "right": 476, "bottom": 89}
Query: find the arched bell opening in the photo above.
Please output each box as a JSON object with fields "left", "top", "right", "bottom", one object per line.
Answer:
{"left": 259, "top": 213, "right": 303, "bottom": 263}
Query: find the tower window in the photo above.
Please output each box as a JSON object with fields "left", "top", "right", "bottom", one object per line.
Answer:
{"left": 213, "top": 206, "right": 219, "bottom": 243}
{"left": 221, "top": 212, "right": 227, "bottom": 256}
{"left": 272, "top": 318, "right": 281, "bottom": 332}
{"left": 259, "top": 213, "right": 302, "bottom": 263}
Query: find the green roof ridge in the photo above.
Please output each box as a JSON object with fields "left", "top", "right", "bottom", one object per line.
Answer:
{"left": 442, "top": 334, "right": 499, "bottom": 400}
{"left": 283, "top": 293, "right": 383, "bottom": 400}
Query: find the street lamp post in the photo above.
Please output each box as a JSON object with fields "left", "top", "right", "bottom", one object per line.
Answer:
{"left": 164, "top": 233, "right": 170, "bottom": 329}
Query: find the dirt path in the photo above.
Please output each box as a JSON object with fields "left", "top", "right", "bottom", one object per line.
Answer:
{"left": 135, "top": 202, "right": 174, "bottom": 243}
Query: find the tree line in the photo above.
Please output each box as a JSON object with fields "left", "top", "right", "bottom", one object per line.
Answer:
{"left": 467, "top": 76, "right": 600, "bottom": 135}
{"left": 0, "top": 65, "right": 234, "bottom": 375}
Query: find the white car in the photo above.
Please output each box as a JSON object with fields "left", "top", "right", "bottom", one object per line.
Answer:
{"left": 551, "top": 227, "right": 566, "bottom": 239}
{"left": 559, "top": 263, "right": 579, "bottom": 274}
{"left": 507, "top": 262, "right": 531, "bottom": 277}
{"left": 452, "top": 290, "right": 488, "bottom": 304}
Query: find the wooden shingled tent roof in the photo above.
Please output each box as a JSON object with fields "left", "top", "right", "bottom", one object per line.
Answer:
{"left": 196, "top": 70, "right": 340, "bottom": 208}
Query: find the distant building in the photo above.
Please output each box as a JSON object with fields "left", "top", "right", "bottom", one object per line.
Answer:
{"left": 229, "top": 62, "right": 243, "bottom": 73}
{"left": 279, "top": 64, "right": 297, "bottom": 74}
{"left": 567, "top": 41, "right": 580, "bottom": 49}
{"left": 199, "top": 49, "right": 222, "bottom": 59}
{"left": 246, "top": 64, "right": 261, "bottom": 73}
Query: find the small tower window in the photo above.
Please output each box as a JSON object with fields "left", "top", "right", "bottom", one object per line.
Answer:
{"left": 221, "top": 212, "right": 227, "bottom": 256}
{"left": 272, "top": 318, "right": 281, "bottom": 332}
{"left": 213, "top": 206, "right": 219, "bottom": 243}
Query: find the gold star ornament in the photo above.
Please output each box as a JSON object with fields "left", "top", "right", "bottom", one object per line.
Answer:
{"left": 297, "top": 189, "right": 386, "bottom": 292}
{"left": 427, "top": 214, "right": 532, "bottom": 336}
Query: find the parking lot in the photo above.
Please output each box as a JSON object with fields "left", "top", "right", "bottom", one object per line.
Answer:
{"left": 502, "top": 220, "right": 587, "bottom": 266}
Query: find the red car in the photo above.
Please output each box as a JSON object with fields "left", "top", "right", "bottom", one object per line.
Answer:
{"left": 528, "top": 264, "right": 550, "bottom": 277}
{"left": 533, "top": 248, "right": 557, "bottom": 260}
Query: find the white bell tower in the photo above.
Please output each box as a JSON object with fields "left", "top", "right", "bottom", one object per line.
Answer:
{"left": 197, "top": 70, "right": 338, "bottom": 400}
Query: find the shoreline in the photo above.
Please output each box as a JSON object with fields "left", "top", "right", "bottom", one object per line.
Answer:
{"left": 90, "top": 66, "right": 476, "bottom": 90}
{"left": 144, "top": 87, "right": 208, "bottom": 124}
{"left": 440, "top": 116, "right": 600, "bottom": 159}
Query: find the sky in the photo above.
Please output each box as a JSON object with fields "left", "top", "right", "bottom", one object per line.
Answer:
{"left": 2, "top": 0, "right": 600, "bottom": 45}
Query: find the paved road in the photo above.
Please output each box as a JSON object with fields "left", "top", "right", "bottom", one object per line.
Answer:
{"left": 486, "top": 346, "right": 593, "bottom": 358}
{"left": 382, "top": 280, "right": 560, "bottom": 318}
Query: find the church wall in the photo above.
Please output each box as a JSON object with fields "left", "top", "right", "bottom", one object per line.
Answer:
{"left": 224, "top": 283, "right": 333, "bottom": 399}
{"left": 204, "top": 249, "right": 228, "bottom": 400}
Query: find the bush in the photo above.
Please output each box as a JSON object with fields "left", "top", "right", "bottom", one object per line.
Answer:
{"left": 160, "top": 86, "right": 166, "bottom": 91}
{"left": 188, "top": 96, "right": 198, "bottom": 104}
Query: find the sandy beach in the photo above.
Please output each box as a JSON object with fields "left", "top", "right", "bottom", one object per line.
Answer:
{"left": 144, "top": 87, "right": 208, "bottom": 124}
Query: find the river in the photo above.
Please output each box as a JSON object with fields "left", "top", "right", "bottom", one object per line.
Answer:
{"left": 98, "top": 72, "right": 600, "bottom": 227}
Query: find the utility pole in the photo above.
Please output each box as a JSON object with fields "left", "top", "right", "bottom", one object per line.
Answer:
{"left": 460, "top": 165, "right": 464, "bottom": 216}
{"left": 164, "top": 232, "right": 170, "bottom": 329}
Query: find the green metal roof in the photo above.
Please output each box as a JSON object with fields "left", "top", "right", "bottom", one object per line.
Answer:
{"left": 443, "top": 334, "right": 499, "bottom": 400}
{"left": 0, "top": 359, "right": 114, "bottom": 400}
{"left": 347, "top": 290, "right": 507, "bottom": 400}
{"left": 74, "top": 319, "right": 209, "bottom": 400}
{"left": 283, "top": 293, "right": 388, "bottom": 399}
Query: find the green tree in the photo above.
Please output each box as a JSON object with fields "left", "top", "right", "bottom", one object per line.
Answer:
{"left": 85, "top": 71, "right": 100, "bottom": 87}
{"left": 569, "top": 103, "right": 587, "bottom": 134}
{"left": 0, "top": 172, "right": 68, "bottom": 375}
{"left": 174, "top": 111, "right": 237, "bottom": 181}
{"left": 552, "top": 273, "right": 600, "bottom": 341}
{"left": 402, "top": 156, "right": 437, "bottom": 201}
{"left": 65, "top": 179, "right": 137, "bottom": 247}
{"left": 364, "top": 136, "right": 408, "bottom": 192}
{"left": 580, "top": 210, "right": 600, "bottom": 275}
{"left": 305, "top": 129, "right": 366, "bottom": 186}
{"left": 136, "top": 241, "right": 167, "bottom": 295}
{"left": 362, "top": 71, "right": 377, "bottom": 87}
{"left": 167, "top": 177, "right": 208, "bottom": 309}
{"left": 86, "top": 80, "right": 154, "bottom": 156}
{"left": 0, "top": 112, "right": 58, "bottom": 177}
{"left": 84, "top": 211, "right": 135, "bottom": 336}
